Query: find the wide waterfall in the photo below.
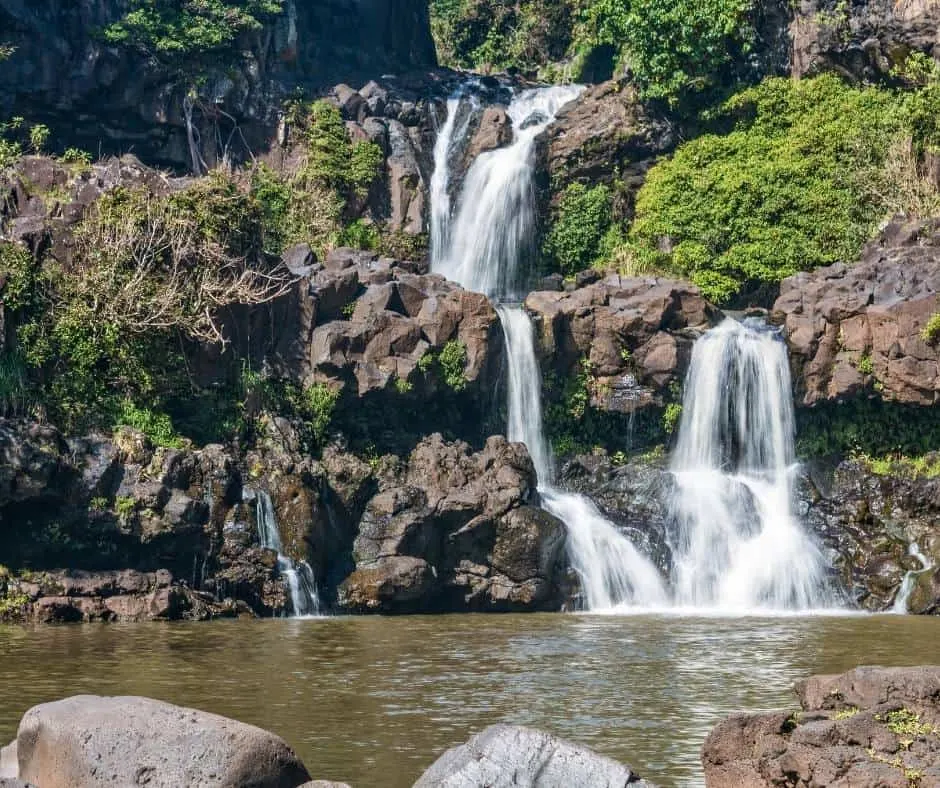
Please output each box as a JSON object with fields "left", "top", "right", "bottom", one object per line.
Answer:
{"left": 252, "top": 489, "right": 321, "bottom": 617}
{"left": 432, "top": 85, "right": 667, "bottom": 610}
{"left": 668, "top": 319, "right": 835, "bottom": 610}
{"left": 431, "top": 85, "right": 839, "bottom": 613}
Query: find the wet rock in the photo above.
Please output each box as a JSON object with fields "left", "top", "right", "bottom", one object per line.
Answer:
{"left": 0, "top": 741, "right": 15, "bottom": 779}
{"left": 774, "top": 219, "right": 940, "bottom": 406}
{"left": 413, "top": 723, "right": 655, "bottom": 787}
{"left": 16, "top": 695, "right": 311, "bottom": 788}
{"left": 464, "top": 106, "right": 513, "bottom": 162}
{"left": 703, "top": 665, "right": 940, "bottom": 788}
{"left": 337, "top": 435, "right": 567, "bottom": 613}
{"left": 526, "top": 275, "right": 720, "bottom": 414}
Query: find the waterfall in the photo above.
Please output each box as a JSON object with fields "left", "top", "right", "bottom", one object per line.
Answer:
{"left": 430, "top": 93, "right": 477, "bottom": 266}
{"left": 432, "top": 84, "right": 667, "bottom": 611}
{"left": 668, "top": 319, "right": 834, "bottom": 611}
{"left": 253, "top": 489, "right": 321, "bottom": 617}
{"left": 892, "top": 542, "right": 933, "bottom": 613}
{"left": 435, "top": 86, "right": 581, "bottom": 300}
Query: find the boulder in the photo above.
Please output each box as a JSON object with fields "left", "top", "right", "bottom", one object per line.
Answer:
{"left": 413, "top": 723, "right": 655, "bottom": 787}
{"left": 16, "top": 695, "right": 311, "bottom": 788}
{"left": 774, "top": 219, "right": 940, "bottom": 406}
{"left": 525, "top": 275, "right": 719, "bottom": 414}
{"left": 337, "top": 435, "right": 568, "bottom": 613}
{"left": 0, "top": 741, "right": 15, "bottom": 779}
{"left": 464, "top": 106, "right": 513, "bottom": 163}
{"left": 703, "top": 666, "right": 940, "bottom": 787}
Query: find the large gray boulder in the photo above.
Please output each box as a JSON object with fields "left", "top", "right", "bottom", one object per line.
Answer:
{"left": 15, "top": 695, "right": 311, "bottom": 788}
{"left": 413, "top": 724, "right": 655, "bottom": 788}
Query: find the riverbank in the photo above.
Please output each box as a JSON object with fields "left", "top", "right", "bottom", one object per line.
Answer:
{"left": 1, "top": 614, "right": 938, "bottom": 786}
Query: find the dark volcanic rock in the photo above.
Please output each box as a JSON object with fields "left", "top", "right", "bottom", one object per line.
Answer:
{"left": 526, "top": 275, "right": 720, "bottom": 415}
{"left": 337, "top": 435, "right": 567, "bottom": 613}
{"left": 0, "top": 0, "right": 436, "bottom": 169}
{"left": 790, "top": 0, "right": 940, "bottom": 80}
{"left": 413, "top": 723, "right": 656, "bottom": 788}
{"left": 16, "top": 695, "right": 311, "bottom": 788}
{"left": 774, "top": 219, "right": 940, "bottom": 406}
{"left": 539, "top": 81, "right": 675, "bottom": 209}
{"left": 703, "top": 665, "right": 940, "bottom": 787}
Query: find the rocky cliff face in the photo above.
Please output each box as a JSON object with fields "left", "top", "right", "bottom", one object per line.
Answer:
{"left": 0, "top": 0, "right": 436, "bottom": 170}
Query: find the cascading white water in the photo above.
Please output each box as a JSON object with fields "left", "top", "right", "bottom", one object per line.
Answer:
{"left": 668, "top": 319, "right": 834, "bottom": 611}
{"left": 253, "top": 489, "right": 321, "bottom": 617}
{"left": 436, "top": 86, "right": 581, "bottom": 299}
{"left": 892, "top": 542, "right": 933, "bottom": 613}
{"left": 432, "top": 84, "right": 667, "bottom": 610}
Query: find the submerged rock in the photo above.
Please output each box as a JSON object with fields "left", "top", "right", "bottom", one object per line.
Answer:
{"left": 15, "top": 695, "right": 311, "bottom": 788}
{"left": 413, "top": 723, "right": 655, "bottom": 787}
{"left": 703, "top": 665, "right": 940, "bottom": 787}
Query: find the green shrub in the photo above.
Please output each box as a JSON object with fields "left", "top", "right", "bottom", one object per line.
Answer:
{"left": 627, "top": 76, "right": 906, "bottom": 305}
{"left": 857, "top": 354, "right": 874, "bottom": 375}
{"left": 662, "top": 402, "right": 683, "bottom": 435}
{"left": 115, "top": 400, "right": 183, "bottom": 448}
{"left": 104, "top": 0, "right": 283, "bottom": 61}
{"left": 439, "top": 340, "right": 468, "bottom": 392}
{"left": 543, "top": 183, "right": 613, "bottom": 275}
{"left": 922, "top": 313, "right": 940, "bottom": 344}
{"left": 297, "top": 383, "right": 339, "bottom": 444}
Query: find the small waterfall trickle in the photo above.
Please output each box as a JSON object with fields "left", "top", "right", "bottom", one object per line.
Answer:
{"left": 432, "top": 84, "right": 666, "bottom": 611}
{"left": 668, "top": 319, "right": 835, "bottom": 611}
{"left": 892, "top": 542, "right": 933, "bottom": 613}
{"left": 252, "top": 489, "right": 321, "bottom": 617}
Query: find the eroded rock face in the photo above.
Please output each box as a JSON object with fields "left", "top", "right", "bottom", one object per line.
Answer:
{"left": 16, "top": 695, "right": 311, "bottom": 788}
{"left": 538, "top": 81, "right": 675, "bottom": 209}
{"left": 337, "top": 434, "right": 568, "bottom": 613}
{"left": 0, "top": 0, "right": 436, "bottom": 170}
{"left": 414, "top": 723, "right": 656, "bottom": 788}
{"left": 789, "top": 0, "right": 940, "bottom": 80}
{"left": 703, "top": 666, "right": 940, "bottom": 787}
{"left": 526, "top": 275, "right": 719, "bottom": 415}
{"left": 798, "top": 460, "right": 940, "bottom": 613}
{"left": 774, "top": 220, "right": 940, "bottom": 406}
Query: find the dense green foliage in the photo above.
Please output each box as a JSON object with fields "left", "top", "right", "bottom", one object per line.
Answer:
{"left": 625, "top": 76, "right": 908, "bottom": 304}
{"left": 104, "top": 0, "right": 283, "bottom": 61}
{"left": 542, "top": 183, "right": 617, "bottom": 275}
{"left": 430, "top": 0, "right": 757, "bottom": 102}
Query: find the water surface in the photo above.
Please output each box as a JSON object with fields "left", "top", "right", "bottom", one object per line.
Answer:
{"left": 0, "top": 614, "right": 937, "bottom": 787}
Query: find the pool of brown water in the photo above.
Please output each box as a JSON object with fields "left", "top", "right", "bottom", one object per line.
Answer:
{"left": 1, "top": 613, "right": 938, "bottom": 787}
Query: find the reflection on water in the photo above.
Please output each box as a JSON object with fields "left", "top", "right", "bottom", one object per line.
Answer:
{"left": 0, "top": 614, "right": 938, "bottom": 787}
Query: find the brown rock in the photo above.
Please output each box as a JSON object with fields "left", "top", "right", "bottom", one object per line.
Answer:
{"left": 464, "top": 106, "right": 513, "bottom": 162}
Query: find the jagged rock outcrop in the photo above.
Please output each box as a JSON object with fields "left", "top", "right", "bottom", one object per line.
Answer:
{"left": 773, "top": 220, "right": 940, "bottom": 406}
{"left": 799, "top": 459, "right": 940, "bottom": 613}
{"left": 538, "top": 81, "right": 675, "bottom": 205}
{"left": 13, "top": 695, "right": 312, "bottom": 788}
{"left": 703, "top": 665, "right": 940, "bottom": 787}
{"left": 789, "top": 0, "right": 940, "bottom": 80}
{"left": 0, "top": 0, "right": 436, "bottom": 170}
{"left": 414, "top": 724, "right": 657, "bottom": 788}
{"left": 337, "top": 434, "right": 569, "bottom": 613}
{"left": 525, "top": 275, "right": 719, "bottom": 415}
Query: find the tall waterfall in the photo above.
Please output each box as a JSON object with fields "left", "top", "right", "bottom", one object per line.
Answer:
{"left": 432, "top": 85, "right": 667, "bottom": 610}
{"left": 253, "top": 490, "right": 321, "bottom": 617}
{"left": 668, "top": 319, "right": 834, "bottom": 610}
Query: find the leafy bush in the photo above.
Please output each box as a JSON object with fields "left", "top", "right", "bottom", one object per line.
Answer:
{"left": 104, "top": 0, "right": 283, "bottom": 61}
{"left": 438, "top": 341, "right": 468, "bottom": 392}
{"left": 923, "top": 313, "right": 940, "bottom": 344}
{"left": 543, "top": 183, "right": 614, "bottom": 275}
{"left": 115, "top": 400, "right": 183, "bottom": 448}
{"left": 627, "top": 76, "right": 906, "bottom": 304}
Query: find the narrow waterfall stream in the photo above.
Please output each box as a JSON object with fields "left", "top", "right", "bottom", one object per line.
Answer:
{"left": 251, "top": 489, "right": 322, "bottom": 617}
{"left": 432, "top": 85, "right": 667, "bottom": 610}
{"left": 892, "top": 542, "right": 933, "bottom": 613}
{"left": 432, "top": 86, "right": 838, "bottom": 613}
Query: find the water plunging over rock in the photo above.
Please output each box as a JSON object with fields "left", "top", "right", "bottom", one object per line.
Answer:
{"left": 251, "top": 489, "right": 321, "bottom": 617}
{"left": 668, "top": 319, "right": 836, "bottom": 610}
{"left": 432, "top": 84, "right": 668, "bottom": 611}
